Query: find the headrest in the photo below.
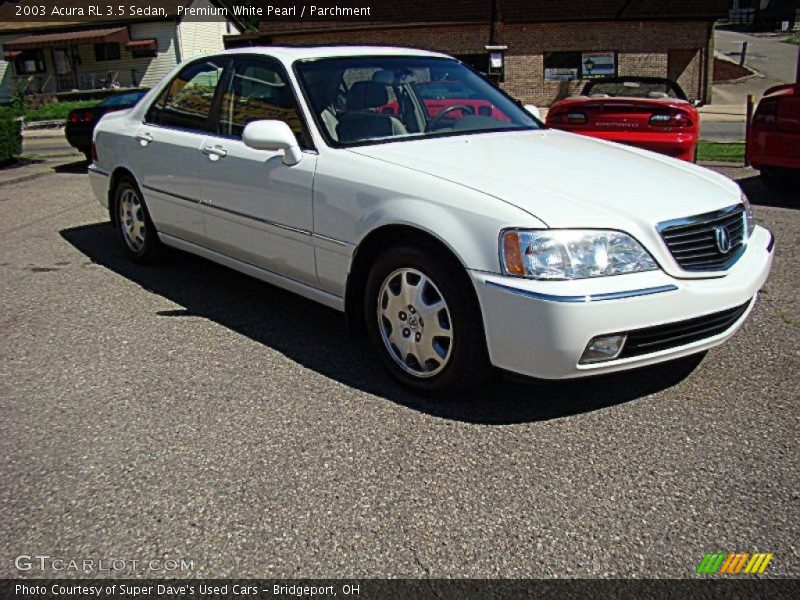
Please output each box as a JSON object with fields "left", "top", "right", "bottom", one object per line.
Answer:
{"left": 346, "top": 81, "right": 388, "bottom": 110}
{"left": 648, "top": 91, "right": 669, "bottom": 99}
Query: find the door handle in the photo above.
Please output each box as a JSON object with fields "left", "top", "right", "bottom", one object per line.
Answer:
{"left": 135, "top": 133, "right": 153, "bottom": 146}
{"left": 202, "top": 145, "right": 228, "bottom": 159}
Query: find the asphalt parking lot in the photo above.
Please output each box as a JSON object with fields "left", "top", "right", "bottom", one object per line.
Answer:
{"left": 0, "top": 163, "right": 798, "bottom": 578}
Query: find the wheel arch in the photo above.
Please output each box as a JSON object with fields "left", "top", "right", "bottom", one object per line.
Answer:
{"left": 344, "top": 224, "right": 479, "bottom": 336}
{"left": 107, "top": 166, "right": 139, "bottom": 226}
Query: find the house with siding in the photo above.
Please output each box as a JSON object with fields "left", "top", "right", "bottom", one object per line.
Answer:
{"left": 0, "top": 0, "right": 243, "bottom": 103}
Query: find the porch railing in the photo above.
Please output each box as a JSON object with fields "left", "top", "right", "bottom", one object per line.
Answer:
{"left": 14, "top": 69, "right": 140, "bottom": 95}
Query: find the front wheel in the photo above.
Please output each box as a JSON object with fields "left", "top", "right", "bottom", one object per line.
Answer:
{"left": 364, "top": 244, "right": 490, "bottom": 396}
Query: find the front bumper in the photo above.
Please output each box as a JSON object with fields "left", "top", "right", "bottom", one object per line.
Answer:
{"left": 471, "top": 225, "right": 774, "bottom": 379}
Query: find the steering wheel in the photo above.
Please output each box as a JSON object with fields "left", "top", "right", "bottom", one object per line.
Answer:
{"left": 428, "top": 104, "right": 473, "bottom": 130}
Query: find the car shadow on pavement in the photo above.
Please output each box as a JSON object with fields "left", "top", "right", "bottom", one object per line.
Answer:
{"left": 61, "top": 222, "right": 704, "bottom": 425}
{"left": 739, "top": 175, "right": 799, "bottom": 209}
{"left": 54, "top": 160, "right": 89, "bottom": 174}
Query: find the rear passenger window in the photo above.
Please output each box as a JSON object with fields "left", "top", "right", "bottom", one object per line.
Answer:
{"left": 218, "top": 58, "right": 309, "bottom": 147}
{"left": 146, "top": 59, "right": 226, "bottom": 131}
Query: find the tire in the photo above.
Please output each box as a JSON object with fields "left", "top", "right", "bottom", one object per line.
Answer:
{"left": 83, "top": 149, "right": 92, "bottom": 162}
{"left": 364, "top": 243, "right": 491, "bottom": 396}
{"left": 113, "top": 176, "right": 165, "bottom": 263}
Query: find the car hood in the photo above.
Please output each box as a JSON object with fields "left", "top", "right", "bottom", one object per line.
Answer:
{"left": 347, "top": 129, "right": 739, "bottom": 229}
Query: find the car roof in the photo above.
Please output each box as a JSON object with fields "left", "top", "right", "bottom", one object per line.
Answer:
{"left": 212, "top": 45, "right": 450, "bottom": 62}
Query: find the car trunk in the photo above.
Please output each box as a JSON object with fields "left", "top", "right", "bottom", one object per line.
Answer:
{"left": 549, "top": 98, "right": 694, "bottom": 133}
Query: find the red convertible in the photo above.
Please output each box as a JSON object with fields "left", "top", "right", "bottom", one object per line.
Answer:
{"left": 747, "top": 83, "right": 800, "bottom": 190}
{"left": 381, "top": 80, "right": 510, "bottom": 122}
{"left": 546, "top": 77, "right": 700, "bottom": 162}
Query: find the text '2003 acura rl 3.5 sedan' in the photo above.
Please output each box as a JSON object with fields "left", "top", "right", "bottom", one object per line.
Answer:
{"left": 88, "top": 46, "right": 774, "bottom": 395}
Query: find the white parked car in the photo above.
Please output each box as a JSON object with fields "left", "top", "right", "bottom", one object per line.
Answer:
{"left": 89, "top": 46, "right": 774, "bottom": 394}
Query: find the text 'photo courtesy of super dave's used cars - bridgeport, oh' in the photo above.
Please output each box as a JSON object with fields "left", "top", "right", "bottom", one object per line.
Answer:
{"left": 89, "top": 46, "right": 775, "bottom": 395}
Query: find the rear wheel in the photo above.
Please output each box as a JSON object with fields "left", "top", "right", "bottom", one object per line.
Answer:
{"left": 113, "top": 176, "right": 164, "bottom": 263}
{"left": 364, "top": 244, "right": 490, "bottom": 395}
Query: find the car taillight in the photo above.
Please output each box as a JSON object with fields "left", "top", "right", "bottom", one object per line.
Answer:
{"left": 549, "top": 112, "right": 587, "bottom": 125}
{"left": 68, "top": 112, "right": 80, "bottom": 124}
{"left": 82, "top": 111, "right": 94, "bottom": 123}
{"left": 753, "top": 98, "right": 778, "bottom": 126}
{"left": 649, "top": 111, "right": 693, "bottom": 128}
{"left": 91, "top": 142, "right": 98, "bottom": 163}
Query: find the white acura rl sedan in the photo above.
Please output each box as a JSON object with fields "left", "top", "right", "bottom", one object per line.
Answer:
{"left": 89, "top": 46, "right": 774, "bottom": 394}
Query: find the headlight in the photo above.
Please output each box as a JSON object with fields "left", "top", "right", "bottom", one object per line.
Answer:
{"left": 741, "top": 192, "right": 755, "bottom": 238}
{"left": 501, "top": 229, "right": 658, "bottom": 280}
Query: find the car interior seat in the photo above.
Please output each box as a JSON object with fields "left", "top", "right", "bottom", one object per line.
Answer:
{"left": 337, "top": 81, "right": 408, "bottom": 143}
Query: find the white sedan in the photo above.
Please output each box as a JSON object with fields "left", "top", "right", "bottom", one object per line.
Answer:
{"left": 89, "top": 46, "right": 774, "bottom": 394}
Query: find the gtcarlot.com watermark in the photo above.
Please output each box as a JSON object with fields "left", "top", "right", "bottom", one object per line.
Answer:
{"left": 13, "top": 554, "right": 194, "bottom": 573}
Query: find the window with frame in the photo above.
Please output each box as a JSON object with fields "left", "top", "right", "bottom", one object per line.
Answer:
{"left": 94, "top": 43, "right": 121, "bottom": 61}
{"left": 14, "top": 49, "right": 46, "bottom": 75}
{"left": 146, "top": 59, "right": 226, "bottom": 131}
{"left": 218, "top": 58, "right": 308, "bottom": 147}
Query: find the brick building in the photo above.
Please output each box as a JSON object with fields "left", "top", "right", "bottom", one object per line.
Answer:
{"left": 225, "top": 0, "right": 729, "bottom": 106}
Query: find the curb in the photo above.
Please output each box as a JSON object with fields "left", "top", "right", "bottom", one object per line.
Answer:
{"left": 22, "top": 119, "right": 67, "bottom": 130}
{"left": 0, "top": 158, "right": 81, "bottom": 187}
{"left": 0, "top": 166, "right": 57, "bottom": 187}
{"left": 698, "top": 160, "right": 749, "bottom": 168}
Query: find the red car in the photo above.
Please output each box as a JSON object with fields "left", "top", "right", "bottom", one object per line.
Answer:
{"left": 546, "top": 77, "right": 700, "bottom": 162}
{"left": 381, "top": 80, "right": 510, "bottom": 122}
{"left": 747, "top": 83, "right": 800, "bottom": 190}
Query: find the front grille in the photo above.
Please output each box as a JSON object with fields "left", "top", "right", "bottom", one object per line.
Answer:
{"left": 658, "top": 205, "right": 746, "bottom": 271}
{"left": 618, "top": 300, "right": 752, "bottom": 358}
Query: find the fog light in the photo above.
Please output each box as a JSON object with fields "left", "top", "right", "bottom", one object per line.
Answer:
{"left": 580, "top": 335, "right": 627, "bottom": 364}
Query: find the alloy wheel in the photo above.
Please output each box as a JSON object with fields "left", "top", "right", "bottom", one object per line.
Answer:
{"left": 118, "top": 187, "right": 146, "bottom": 252}
{"left": 377, "top": 268, "right": 453, "bottom": 378}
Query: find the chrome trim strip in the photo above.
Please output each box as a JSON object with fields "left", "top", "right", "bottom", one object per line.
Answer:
{"left": 207, "top": 202, "right": 311, "bottom": 236}
{"left": 142, "top": 185, "right": 312, "bottom": 236}
{"left": 312, "top": 233, "right": 350, "bottom": 247}
{"left": 87, "top": 164, "right": 110, "bottom": 177}
{"left": 486, "top": 281, "right": 678, "bottom": 303}
{"left": 143, "top": 185, "right": 201, "bottom": 205}
{"left": 589, "top": 285, "right": 680, "bottom": 302}
{"left": 655, "top": 203, "right": 744, "bottom": 233}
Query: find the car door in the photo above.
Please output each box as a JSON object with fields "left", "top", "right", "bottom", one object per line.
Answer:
{"left": 196, "top": 55, "right": 318, "bottom": 286}
{"left": 134, "top": 57, "right": 228, "bottom": 245}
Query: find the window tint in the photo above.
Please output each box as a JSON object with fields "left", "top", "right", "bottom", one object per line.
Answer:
{"left": 218, "top": 58, "right": 307, "bottom": 146}
{"left": 99, "top": 90, "right": 147, "bottom": 107}
{"left": 146, "top": 59, "right": 226, "bottom": 131}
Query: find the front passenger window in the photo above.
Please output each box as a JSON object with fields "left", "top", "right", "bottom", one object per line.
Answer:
{"left": 218, "top": 59, "right": 308, "bottom": 147}
{"left": 146, "top": 59, "right": 226, "bottom": 131}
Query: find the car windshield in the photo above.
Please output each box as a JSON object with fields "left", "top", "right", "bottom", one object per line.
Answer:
{"left": 582, "top": 79, "right": 685, "bottom": 100}
{"left": 295, "top": 56, "right": 540, "bottom": 146}
{"left": 99, "top": 90, "right": 148, "bottom": 107}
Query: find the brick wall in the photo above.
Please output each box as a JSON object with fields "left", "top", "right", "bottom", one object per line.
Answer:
{"left": 270, "top": 20, "right": 711, "bottom": 106}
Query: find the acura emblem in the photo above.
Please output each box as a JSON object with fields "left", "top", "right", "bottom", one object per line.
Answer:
{"left": 715, "top": 225, "right": 732, "bottom": 253}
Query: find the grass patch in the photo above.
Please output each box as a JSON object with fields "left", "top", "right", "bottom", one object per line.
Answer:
{"left": 0, "top": 100, "right": 100, "bottom": 122}
{"left": 783, "top": 33, "right": 800, "bottom": 45}
{"left": 697, "top": 141, "right": 745, "bottom": 163}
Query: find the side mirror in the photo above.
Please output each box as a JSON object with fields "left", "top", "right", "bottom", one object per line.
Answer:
{"left": 692, "top": 99, "right": 704, "bottom": 108}
{"left": 524, "top": 104, "right": 541, "bottom": 120}
{"left": 242, "top": 120, "right": 303, "bottom": 166}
